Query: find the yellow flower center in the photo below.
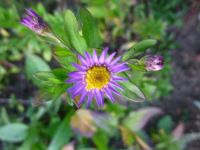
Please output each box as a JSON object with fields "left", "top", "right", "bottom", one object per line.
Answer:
{"left": 85, "top": 66, "right": 110, "bottom": 91}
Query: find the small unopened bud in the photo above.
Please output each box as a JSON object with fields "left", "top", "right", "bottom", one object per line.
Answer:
{"left": 20, "top": 8, "right": 49, "bottom": 35}
{"left": 145, "top": 55, "right": 164, "bottom": 71}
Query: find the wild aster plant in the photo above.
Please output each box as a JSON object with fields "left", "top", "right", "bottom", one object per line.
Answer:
{"left": 20, "top": 8, "right": 164, "bottom": 108}
{"left": 21, "top": 9, "right": 49, "bottom": 35}
{"left": 67, "top": 48, "right": 129, "bottom": 107}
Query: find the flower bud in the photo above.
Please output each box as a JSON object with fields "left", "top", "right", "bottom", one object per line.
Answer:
{"left": 20, "top": 9, "right": 49, "bottom": 35}
{"left": 145, "top": 55, "right": 164, "bottom": 71}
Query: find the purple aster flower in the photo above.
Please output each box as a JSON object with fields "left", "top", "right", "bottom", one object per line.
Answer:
{"left": 20, "top": 8, "right": 49, "bottom": 34}
{"left": 67, "top": 48, "right": 129, "bottom": 107}
{"left": 145, "top": 55, "right": 164, "bottom": 71}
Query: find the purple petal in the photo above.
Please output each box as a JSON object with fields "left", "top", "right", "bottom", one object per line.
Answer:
{"left": 78, "top": 90, "right": 88, "bottom": 107}
{"left": 68, "top": 84, "right": 85, "bottom": 98}
{"left": 110, "top": 56, "right": 121, "bottom": 65}
{"left": 99, "top": 48, "right": 108, "bottom": 64}
{"left": 99, "top": 90, "right": 104, "bottom": 106}
{"left": 110, "top": 81, "right": 124, "bottom": 91}
{"left": 68, "top": 71, "right": 85, "bottom": 77}
{"left": 112, "top": 75, "right": 128, "bottom": 81}
{"left": 94, "top": 90, "right": 103, "bottom": 106}
{"left": 112, "top": 62, "right": 127, "bottom": 68}
{"left": 111, "top": 65, "right": 130, "bottom": 73}
{"left": 67, "top": 83, "right": 82, "bottom": 93}
{"left": 26, "top": 8, "right": 39, "bottom": 18}
{"left": 66, "top": 77, "right": 82, "bottom": 83}
{"left": 20, "top": 18, "right": 32, "bottom": 27}
{"left": 72, "top": 63, "right": 86, "bottom": 71}
{"left": 86, "top": 92, "right": 93, "bottom": 108}
{"left": 84, "top": 51, "right": 93, "bottom": 66}
{"left": 108, "top": 85, "right": 121, "bottom": 97}
{"left": 93, "top": 50, "right": 98, "bottom": 64}
{"left": 104, "top": 88, "right": 115, "bottom": 102}
{"left": 105, "top": 52, "right": 116, "bottom": 64}
{"left": 78, "top": 55, "right": 88, "bottom": 66}
{"left": 21, "top": 8, "right": 48, "bottom": 34}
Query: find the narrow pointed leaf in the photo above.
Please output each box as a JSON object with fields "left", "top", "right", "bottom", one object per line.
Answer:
{"left": 64, "top": 10, "right": 87, "bottom": 54}
{"left": 120, "top": 81, "right": 146, "bottom": 102}
{"left": 79, "top": 8, "right": 102, "bottom": 48}
{"left": 122, "top": 39, "right": 157, "bottom": 61}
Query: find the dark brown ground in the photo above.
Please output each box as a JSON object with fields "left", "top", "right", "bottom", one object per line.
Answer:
{"left": 160, "top": 9, "right": 200, "bottom": 150}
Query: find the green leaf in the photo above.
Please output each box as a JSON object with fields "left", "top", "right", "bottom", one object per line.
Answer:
{"left": 119, "top": 78, "right": 146, "bottom": 102}
{"left": 122, "top": 39, "right": 157, "bottom": 61}
{"left": 0, "top": 66, "right": 6, "bottom": 81}
{"left": 133, "top": 16, "right": 167, "bottom": 40}
{"left": 120, "top": 126, "right": 135, "bottom": 146}
{"left": 56, "top": 56, "right": 75, "bottom": 71}
{"left": 92, "top": 130, "right": 109, "bottom": 150}
{"left": 52, "top": 68, "right": 69, "bottom": 81}
{"left": 43, "top": 49, "right": 52, "bottom": 61}
{"left": 87, "top": 6, "right": 107, "bottom": 18}
{"left": 34, "top": 69, "right": 69, "bottom": 100}
{"left": 157, "top": 115, "right": 174, "bottom": 133}
{"left": 54, "top": 46, "right": 74, "bottom": 57}
{"left": 48, "top": 111, "right": 73, "bottom": 150}
{"left": 54, "top": 46, "right": 76, "bottom": 71}
{"left": 64, "top": 10, "right": 87, "bottom": 54}
{"left": 123, "top": 111, "right": 146, "bottom": 131}
{"left": 36, "top": 3, "right": 47, "bottom": 16}
{"left": 123, "top": 107, "right": 163, "bottom": 131}
{"left": 0, "top": 123, "right": 28, "bottom": 142}
{"left": 25, "top": 54, "right": 50, "bottom": 86}
{"left": 79, "top": 8, "right": 102, "bottom": 48}
{"left": 128, "top": 59, "right": 146, "bottom": 72}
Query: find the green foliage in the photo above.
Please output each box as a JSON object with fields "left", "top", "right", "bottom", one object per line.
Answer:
{"left": 48, "top": 111, "right": 73, "bottom": 150}
{"left": 92, "top": 130, "right": 109, "bottom": 150}
{"left": 63, "top": 10, "right": 87, "bottom": 54}
{"left": 153, "top": 130, "right": 180, "bottom": 150}
{"left": 122, "top": 39, "right": 157, "bottom": 61}
{"left": 133, "top": 16, "right": 167, "bottom": 40}
{"left": 0, "top": 123, "right": 28, "bottom": 142}
{"left": 25, "top": 54, "right": 50, "bottom": 85}
{"left": 34, "top": 68, "right": 69, "bottom": 100}
{"left": 0, "top": 4, "right": 52, "bottom": 88}
{"left": 79, "top": 8, "right": 102, "bottom": 48}
{"left": 149, "top": 0, "right": 187, "bottom": 26}
{"left": 120, "top": 76, "right": 146, "bottom": 102}
{"left": 123, "top": 111, "right": 146, "bottom": 132}
{"left": 157, "top": 115, "right": 174, "bottom": 133}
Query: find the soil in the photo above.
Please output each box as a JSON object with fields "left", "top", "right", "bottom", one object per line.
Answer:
{"left": 160, "top": 9, "right": 200, "bottom": 150}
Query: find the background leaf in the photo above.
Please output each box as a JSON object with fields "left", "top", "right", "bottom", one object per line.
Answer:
{"left": 64, "top": 10, "right": 87, "bottom": 54}
{"left": 157, "top": 115, "right": 174, "bottom": 133}
{"left": 0, "top": 123, "right": 28, "bottom": 142}
{"left": 48, "top": 111, "right": 73, "bottom": 150}
{"left": 122, "top": 39, "right": 157, "bottom": 61}
{"left": 79, "top": 8, "right": 102, "bottom": 48}
{"left": 25, "top": 54, "right": 50, "bottom": 86}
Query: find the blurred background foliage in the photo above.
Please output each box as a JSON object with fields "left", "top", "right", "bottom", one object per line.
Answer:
{"left": 0, "top": 0, "right": 200, "bottom": 150}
